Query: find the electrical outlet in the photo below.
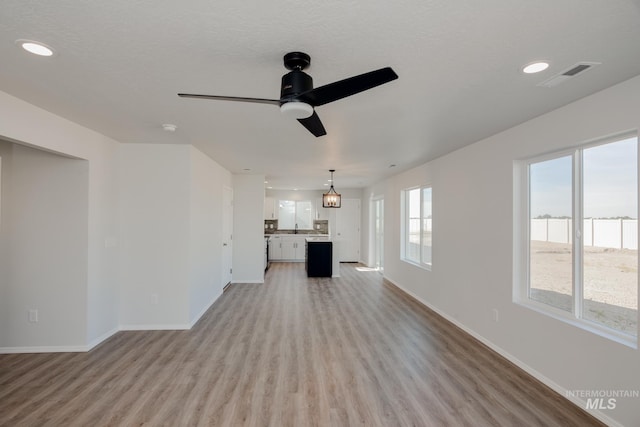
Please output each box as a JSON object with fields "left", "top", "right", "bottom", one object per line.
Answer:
{"left": 492, "top": 308, "right": 499, "bottom": 322}
{"left": 28, "top": 309, "right": 38, "bottom": 323}
{"left": 151, "top": 293, "right": 159, "bottom": 305}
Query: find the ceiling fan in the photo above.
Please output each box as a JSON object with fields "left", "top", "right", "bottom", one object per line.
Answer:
{"left": 178, "top": 52, "right": 398, "bottom": 137}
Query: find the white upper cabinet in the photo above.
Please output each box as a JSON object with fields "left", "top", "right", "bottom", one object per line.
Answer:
{"left": 316, "top": 198, "right": 330, "bottom": 220}
{"left": 264, "top": 197, "right": 276, "bottom": 220}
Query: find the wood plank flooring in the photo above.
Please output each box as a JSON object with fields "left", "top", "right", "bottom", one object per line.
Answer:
{"left": 0, "top": 263, "right": 604, "bottom": 426}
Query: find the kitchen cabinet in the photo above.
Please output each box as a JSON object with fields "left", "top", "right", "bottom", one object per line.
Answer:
{"left": 282, "top": 236, "right": 305, "bottom": 260}
{"left": 315, "top": 198, "right": 331, "bottom": 220}
{"left": 264, "top": 197, "right": 277, "bottom": 220}
{"left": 268, "top": 235, "right": 306, "bottom": 261}
{"left": 281, "top": 240, "right": 296, "bottom": 260}
{"left": 269, "top": 235, "right": 282, "bottom": 260}
{"left": 293, "top": 239, "right": 305, "bottom": 260}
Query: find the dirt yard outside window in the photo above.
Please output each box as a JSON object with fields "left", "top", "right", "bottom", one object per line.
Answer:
{"left": 530, "top": 240, "right": 638, "bottom": 336}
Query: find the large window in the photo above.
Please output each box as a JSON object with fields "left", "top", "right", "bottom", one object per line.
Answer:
{"left": 278, "top": 200, "right": 314, "bottom": 230}
{"left": 402, "top": 186, "right": 432, "bottom": 268}
{"left": 517, "top": 135, "right": 638, "bottom": 344}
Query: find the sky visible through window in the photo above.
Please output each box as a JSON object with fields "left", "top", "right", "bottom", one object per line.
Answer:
{"left": 408, "top": 188, "right": 432, "bottom": 219}
{"left": 530, "top": 137, "right": 637, "bottom": 219}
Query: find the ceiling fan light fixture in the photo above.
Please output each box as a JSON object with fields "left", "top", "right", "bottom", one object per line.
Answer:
{"left": 179, "top": 52, "right": 397, "bottom": 137}
{"left": 279, "top": 101, "right": 314, "bottom": 119}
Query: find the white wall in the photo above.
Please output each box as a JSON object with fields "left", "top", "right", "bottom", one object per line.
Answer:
{"left": 0, "top": 90, "right": 234, "bottom": 348}
{"left": 85, "top": 132, "right": 119, "bottom": 347}
{"left": 188, "top": 147, "right": 232, "bottom": 323}
{"left": 233, "top": 174, "right": 265, "bottom": 283}
{"left": 118, "top": 144, "right": 191, "bottom": 328}
{"left": 118, "top": 144, "right": 232, "bottom": 329}
{"left": 266, "top": 188, "right": 364, "bottom": 241}
{"left": 0, "top": 142, "right": 89, "bottom": 349}
{"left": 266, "top": 189, "right": 322, "bottom": 202}
{"left": 0, "top": 142, "right": 11, "bottom": 345}
{"left": 266, "top": 188, "right": 363, "bottom": 202}
{"left": 363, "top": 75, "right": 640, "bottom": 427}
{"left": 0, "top": 91, "right": 119, "bottom": 351}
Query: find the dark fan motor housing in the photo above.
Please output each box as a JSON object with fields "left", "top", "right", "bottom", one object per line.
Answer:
{"left": 280, "top": 52, "right": 313, "bottom": 99}
{"left": 178, "top": 52, "right": 398, "bottom": 137}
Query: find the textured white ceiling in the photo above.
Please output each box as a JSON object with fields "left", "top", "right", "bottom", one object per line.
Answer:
{"left": 1, "top": 1, "right": 640, "bottom": 189}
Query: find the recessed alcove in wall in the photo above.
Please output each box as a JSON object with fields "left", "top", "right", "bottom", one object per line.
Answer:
{"left": 0, "top": 139, "right": 88, "bottom": 349}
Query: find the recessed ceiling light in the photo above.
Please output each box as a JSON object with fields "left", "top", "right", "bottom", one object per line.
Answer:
{"left": 323, "top": 183, "right": 329, "bottom": 186}
{"left": 162, "top": 123, "right": 177, "bottom": 132}
{"left": 16, "top": 39, "right": 55, "bottom": 57}
{"left": 267, "top": 186, "right": 273, "bottom": 189}
{"left": 522, "top": 61, "right": 550, "bottom": 74}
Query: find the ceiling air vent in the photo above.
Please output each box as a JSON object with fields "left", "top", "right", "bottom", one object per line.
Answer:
{"left": 537, "top": 62, "right": 601, "bottom": 88}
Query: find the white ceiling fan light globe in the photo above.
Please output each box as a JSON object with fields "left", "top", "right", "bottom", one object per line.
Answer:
{"left": 280, "top": 101, "right": 314, "bottom": 119}
{"left": 16, "top": 39, "right": 55, "bottom": 56}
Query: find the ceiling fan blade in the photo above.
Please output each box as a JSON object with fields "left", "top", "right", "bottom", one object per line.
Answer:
{"left": 178, "top": 93, "right": 281, "bottom": 106}
{"left": 297, "top": 111, "right": 327, "bottom": 137}
{"left": 298, "top": 67, "right": 398, "bottom": 107}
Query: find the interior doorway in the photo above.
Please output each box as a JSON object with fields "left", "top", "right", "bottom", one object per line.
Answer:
{"left": 222, "top": 186, "right": 233, "bottom": 288}
{"left": 372, "top": 197, "right": 384, "bottom": 271}
{"left": 335, "top": 198, "right": 361, "bottom": 262}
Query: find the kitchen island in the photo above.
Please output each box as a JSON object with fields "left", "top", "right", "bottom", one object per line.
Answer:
{"left": 305, "top": 237, "right": 340, "bottom": 278}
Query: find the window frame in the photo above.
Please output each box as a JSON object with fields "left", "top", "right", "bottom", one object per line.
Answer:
{"left": 514, "top": 132, "right": 638, "bottom": 348}
{"left": 277, "top": 199, "right": 314, "bottom": 230}
{"left": 401, "top": 185, "right": 433, "bottom": 270}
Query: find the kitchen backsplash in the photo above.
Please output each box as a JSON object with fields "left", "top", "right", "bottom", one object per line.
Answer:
{"left": 264, "top": 219, "right": 278, "bottom": 233}
{"left": 264, "top": 219, "right": 328, "bottom": 235}
{"left": 313, "top": 220, "right": 329, "bottom": 234}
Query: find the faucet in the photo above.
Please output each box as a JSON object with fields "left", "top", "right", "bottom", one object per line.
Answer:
{"left": 294, "top": 223, "right": 298, "bottom": 234}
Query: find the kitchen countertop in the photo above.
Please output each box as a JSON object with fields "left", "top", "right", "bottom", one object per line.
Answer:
{"left": 305, "top": 236, "right": 332, "bottom": 242}
{"left": 266, "top": 234, "right": 329, "bottom": 238}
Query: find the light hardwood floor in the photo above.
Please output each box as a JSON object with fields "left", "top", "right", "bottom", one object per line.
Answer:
{"left": 0, "top": 263, "right": 604, "bottom": 426}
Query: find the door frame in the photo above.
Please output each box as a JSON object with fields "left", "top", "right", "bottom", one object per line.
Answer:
{"left": 371, "top": 196, "right": 384, "bottom": 271}
{"left": 222, "top": 186, "right": 233, "bottom": 288}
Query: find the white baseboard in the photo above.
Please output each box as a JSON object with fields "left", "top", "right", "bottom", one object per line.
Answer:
{"left": 383, "top": 275, "right": 622, "bottom": 427}
{"left": 0, "top": 345, "right": 89, "bottom": 354}
{"left": 119, "top": 324, "right": 191, "bottom": 331}
{"left": 231, "top": 280, "right": 264, "bottom": 284}
{"left": 87, "top": 326, "right": 119, "bottom": 351}
{"left": 0, "top": 293, "right": 224, "bottom": 355}
{"left": 189, "top": 290, "right": 222, "bottom": 328}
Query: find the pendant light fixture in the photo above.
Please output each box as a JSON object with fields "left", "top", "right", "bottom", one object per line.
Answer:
{"left": 322, "top": 169, "right": 341, "bottom": 208}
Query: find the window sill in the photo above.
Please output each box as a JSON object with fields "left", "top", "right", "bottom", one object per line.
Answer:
{"left": 401, "top": 258, "right": 432, "bottom": 272}
{"left": 515, "top": 298, "right": 638, "bottom": 349}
